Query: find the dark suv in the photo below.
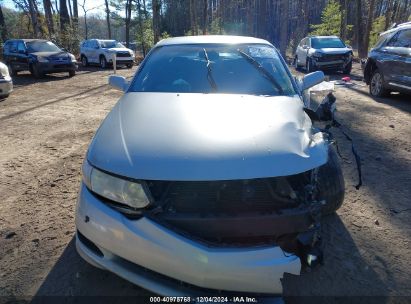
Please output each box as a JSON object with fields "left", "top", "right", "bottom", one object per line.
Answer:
{"left": 363, "top": 22, "right": 411, "bottom": 97}
{"left": 3, "top": 39, "right": 78, "bottom": 78}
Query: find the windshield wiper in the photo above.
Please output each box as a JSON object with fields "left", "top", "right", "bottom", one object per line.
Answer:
{"left": 203, "top": 48, "right": 218, "bottom": 92}
{"left": 237, "top": 49, "right": 284, "bottom": 95}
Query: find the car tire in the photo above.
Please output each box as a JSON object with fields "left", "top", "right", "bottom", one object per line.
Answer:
{"left": 370, "top": 69, "right": 389, "bottom": 97}
{"left": 294, "top": 56, "right": 300, "bottom": 70}
{"left": 126, "top": 63, "right": 133, "bottom": 69}
{"left": 343, "top": 61, "right": 352, "bottom": 74}
{"left": 31, "top": 64, "right": 43, "bottom": 79}
{"left": 100, "top": 56, "right": 107, "bottom": 69}
{"left": 317, "top": 146, "right": 345, "bottom": 215}
{"left": 0, "top": 94, "right": 10, "bottom": 99}
{"left": 68, "top": 70, "right": 76, "bottom": 77}
{"left": 7, "top": 64, "right": 17, "bottom": 76}
{"left": 81, "top": 55, "right": 88, "bottom": 67}
{"left": 306, "top": 58, "right": 316, "bottom": 73}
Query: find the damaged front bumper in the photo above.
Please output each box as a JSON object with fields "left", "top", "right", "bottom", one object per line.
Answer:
{"left": 76, "top": 183, "right": 323, "bottom": 295}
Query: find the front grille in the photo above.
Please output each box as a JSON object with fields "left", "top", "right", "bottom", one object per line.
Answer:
{"left": 318, "top": 54, "right": 346, "bottom": 62}
{"left": 53, "top": 64, "right": 71, "bottom": 68}
{"left": 116, "top": 52, "right": 130, "bottom": 57}
{"left": 145, "top": 175, "right": 312, "bottom": 246}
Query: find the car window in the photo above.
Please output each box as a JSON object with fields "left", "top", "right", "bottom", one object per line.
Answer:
{"left": 130, "top": 44, "right": 297, "bottom": 96}
{"left": 26, "top": 41, "right": 61, "bottom": 53}
{"left": 387, "top": 29, "right": 411, "bottom": 48}
{"left": 302, "top": 38, "right": 308, "bottom": 46}
{"left": 17, "top": 41, "right": 26, "bottom": 53}
{"left": 99, "top": 40, "right": 125, "bottom": 48}
{"left": 374, "top": 32, "right": 394, "bottom": 49}
{"left": 311, "top": 37, "right": 346, "bottom": 48}
{"left": 8, "top": 41, "right": 17, "bottom": 53}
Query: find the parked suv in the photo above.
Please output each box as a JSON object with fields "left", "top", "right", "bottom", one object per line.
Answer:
{"left": 0, "top": 61, "right": 13, "bottom": 99}
{"left": 363, "top": 22, "right": 411, "bottom": 97}
{"left": 80, "top": 39, "right": 135, "bottom": 69}
{"left": 3, "top": 39, "right": 77, "bottom": 78}
{"left": 294, "top": 36, "right": 353, "bottom": 74}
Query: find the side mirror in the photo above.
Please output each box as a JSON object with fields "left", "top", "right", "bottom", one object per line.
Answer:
{"left": 109, "top": 75, "right": 129, "bottom": 92}
{"left": 303, "top": 45, "right": 310, "bottom": 50}
{"left": 95, "top": 46, "right": 100, "bottom": 49}
{"left": 301, "top": 71, "right": 325, "bottom": 91}
{"left": 346, "top": 45, "right": 352, "bottom": 49}
{"left": 18, "top": 49, "right": 27, "bottom": 54}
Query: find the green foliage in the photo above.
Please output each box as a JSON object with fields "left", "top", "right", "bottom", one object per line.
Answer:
{"left": 58, "top": 24, "right": 81, "bottom": 55}
{"left": 369, "top": 16, "right": 386, "bottom": 49}
{"left": 310, "top": 0, "right": 338, "bottom": 36}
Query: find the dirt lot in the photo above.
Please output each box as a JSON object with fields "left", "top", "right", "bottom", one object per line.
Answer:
{"left": 0, "top": 63, "right": 410, "bottom": 303}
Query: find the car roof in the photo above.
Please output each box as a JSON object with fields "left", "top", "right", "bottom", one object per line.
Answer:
{"left": 380, "top": 23, "right": 411, "bottom": 36}
{"left": 308, "top": 36, "right": 340, "bottom": 39}
{"left": 6, "top": 39, "right": 49, "bottom": 43}
{"left": 155, "top": 35, "right": 273, "bottom": 47}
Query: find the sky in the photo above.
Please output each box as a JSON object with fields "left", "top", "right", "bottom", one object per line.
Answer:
{"left": 2, "top": 0, "right": 107, "bottom": 16}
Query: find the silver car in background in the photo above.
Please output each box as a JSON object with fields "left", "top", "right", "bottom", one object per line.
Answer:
{"left": 80, "top": 39, "right": 135, "bottom": 69}
{"left": 294, "top": 36, "right": 353, "bottom": 74}
{"left": 76, "top": 36, "right": 344, "bottom": 296}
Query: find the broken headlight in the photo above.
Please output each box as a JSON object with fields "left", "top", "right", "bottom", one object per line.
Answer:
{"left": 82, "top": 161, "right": 151, "bottom": 209}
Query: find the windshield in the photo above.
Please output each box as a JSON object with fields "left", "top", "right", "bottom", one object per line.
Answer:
{"left": 130, "top": 44, "right": 296, "bottom": 96}
{"left": 26, "top": 41, "right": 61, "bottom": 53}
{"left": 99, "top": 40, "right": 125, "bottom": 48}
{"left": 311, "top": 37, "right": 346, "bottom": 48}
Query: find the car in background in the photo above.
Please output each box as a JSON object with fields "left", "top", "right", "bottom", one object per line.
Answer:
{"left": 2, "top": 39, "right": 77, "bottom": 78}
{"left": 75, "top": 35, "right": 345, "bottom": 297}
{"left": 363, "top": 22, "right": 411, "bottom": 97}
{"left": 80, "top": 39, "right": 134, "bottom": 69}
{"left": 0, "top": 62, "right": 13, "bottom": 99}
{"left": 294, "top": 36, "right": 353, "bottom": 74}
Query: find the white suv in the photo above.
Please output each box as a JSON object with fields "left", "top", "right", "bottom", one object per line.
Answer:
{"left": 80, "top": 39, "right": 135, "bottom": 69}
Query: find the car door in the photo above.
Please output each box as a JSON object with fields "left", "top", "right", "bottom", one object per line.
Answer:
{"left": 378, "top": 30, "right": 410, "bottom": 87}
{"left": 386, "top": 29, "right": 411, "bottom": 88}
{"left": 6, "top": 41, "right": 18, "bottom": 70}
{"left": 16, "top": 41, "right": 30, "bottom": 71}
{"left": 91, "top": 40, "right": 100, "bottom": 63}
{"left": 299, "top": 38, "right": 310, "bottom": 65}
{"left": 296, "top": 38, "right": 308, "bottom": 65}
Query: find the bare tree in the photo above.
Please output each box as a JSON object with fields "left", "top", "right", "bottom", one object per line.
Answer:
{"left": 202, "top": 0, "right": 207, "bottom": 35}
{"left": 79, "top": 0, "right": 101, "bottom": 39}
{"left": 59, "top": 0, "right": 70, "bottom": 32}
{"left": 340, "top": 0, "right": 348, "bottom": 41}
{"left": 104, "top": 0, "right": 111, "bottom": 39}
{"left": 152, "top": 0, "right": 161, "bottom": 43}
{"left": 43, "top": 0, "right": 55, "bottom": 37}
{"left": 28, "top": 0, "right": 40, "bottom": 37}
{"left": 279, "top": 0, "right": 289, "bottom": 57}
{"left": 0, "top": 4, "right": 7, "bottom": 42}
{"left": 364, "top": 0, "right": 376, "bottom": 54}
{"left": 125, "top": 0, "right": 132, "bottom": 47}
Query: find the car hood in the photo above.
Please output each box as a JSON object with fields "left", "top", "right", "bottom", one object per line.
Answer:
{"left": 105, "top": 47, "right": 132, "bottom": 53}
{"left": 30, "top": 51, "right": 69, "bottom": 58}
{"left": 315, "top": 47, "right": 351, "bottom": 54}
{"left": 88, "top": 93, "right": 328, "bottom": 180}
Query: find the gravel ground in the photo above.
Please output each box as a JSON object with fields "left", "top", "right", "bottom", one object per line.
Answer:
{"left": 0, "top": 63, "right": 410, "bottom": 304}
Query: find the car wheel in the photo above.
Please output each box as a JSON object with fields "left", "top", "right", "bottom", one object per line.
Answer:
{"left": 81, "top": 55, "right": 88, "bottom": 67}
{"left": 68, "top": 70, "right": 76, "bottom": 77}
{"left": 126, "top": 63, "right": 133, "bottom": 69}
{"left": 100, "top": 56, "right": 107, "bottom": 69}
{"left": 294, "top": 56, "right": 299, "bottom": 70}
{"left": 317, "top": 146, "right": 345, "bottom": 215}
{"left": 7, "top": 64, "right": 17, "bottom": 76}
{"left": 31, "top": 64, "right": 43, "bottom": 79}
{"left": 306, "top": 58, "right": 316, "bottom": 73}
{"left": 370, "top": 69, "right": 389, "bottom": 97}
{"left": 343, "top": 61, "right": 352, "bottom": 74}
{"left": 0, "top": 94, "right": 10, "bottom": 99}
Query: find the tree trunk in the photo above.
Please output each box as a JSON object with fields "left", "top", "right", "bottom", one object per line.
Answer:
{"left": 43, "top": 0, "right": 55, "bottom": 37}
{"left": 384, "top": 0, "right": 393, "bottom": 30}
{"left": 340, "top": 0, "right": 348, "bottom": 41}
{"left": 203, "top": 0, "right": 207, "bottom": 35}
{"left": 104, "top": 0, "right": 111, "bottom": 39}
{"left": 59, "top": 0, "right": 70, "bottom": 32}
{"left": 136, "top": 0, "right": 145, "bottom": 56}
{"left": 279, "top": 0, "right": 289, "bottom": 57}
{"left": 125, "top": 0, "right": 132, "bottom": 47}
{"left": 67, "top": 0, "right": 73, "bottom": 22}
{"left": 28, "top": 0, "right": 40, "bottom": 37}
{"left": 356, "top": 0, "right": 367, "bottom": 58}
{"left": 72, "top": 0, "right": 78, "bottom": 29}
{"left": 0, "top": 5, "right": 7, "bottom": 42}
{"left": 152, "top": 0, "right": 161, "bottom": 43}
{"left": 363, "top": 0, "right": 376, "bottom": 54}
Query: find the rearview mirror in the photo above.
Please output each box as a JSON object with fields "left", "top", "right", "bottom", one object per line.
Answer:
{"left": 109, "top": 75, "right": 128, "bottom": 92}
{"left": 301, "top": 71, "right": 325, "bottom": 91}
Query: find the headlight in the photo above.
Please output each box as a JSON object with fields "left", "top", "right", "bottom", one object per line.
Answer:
{"left": 69, "top": 54, "right": 77, "bottom": 62}
{"left": 82, "top": 161, "right": 151, "bottom": 209}
{"left": 0, "top": 64, "right": 10, "bottom": 77}
{"left": 37, "top": 57, "right": 49, "bottom": 63}
{"left": 312, "top": 52, "right": 323, "bottom": 58}
{"left": 129, "top": 51, "right": 135, "bottom": 57}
